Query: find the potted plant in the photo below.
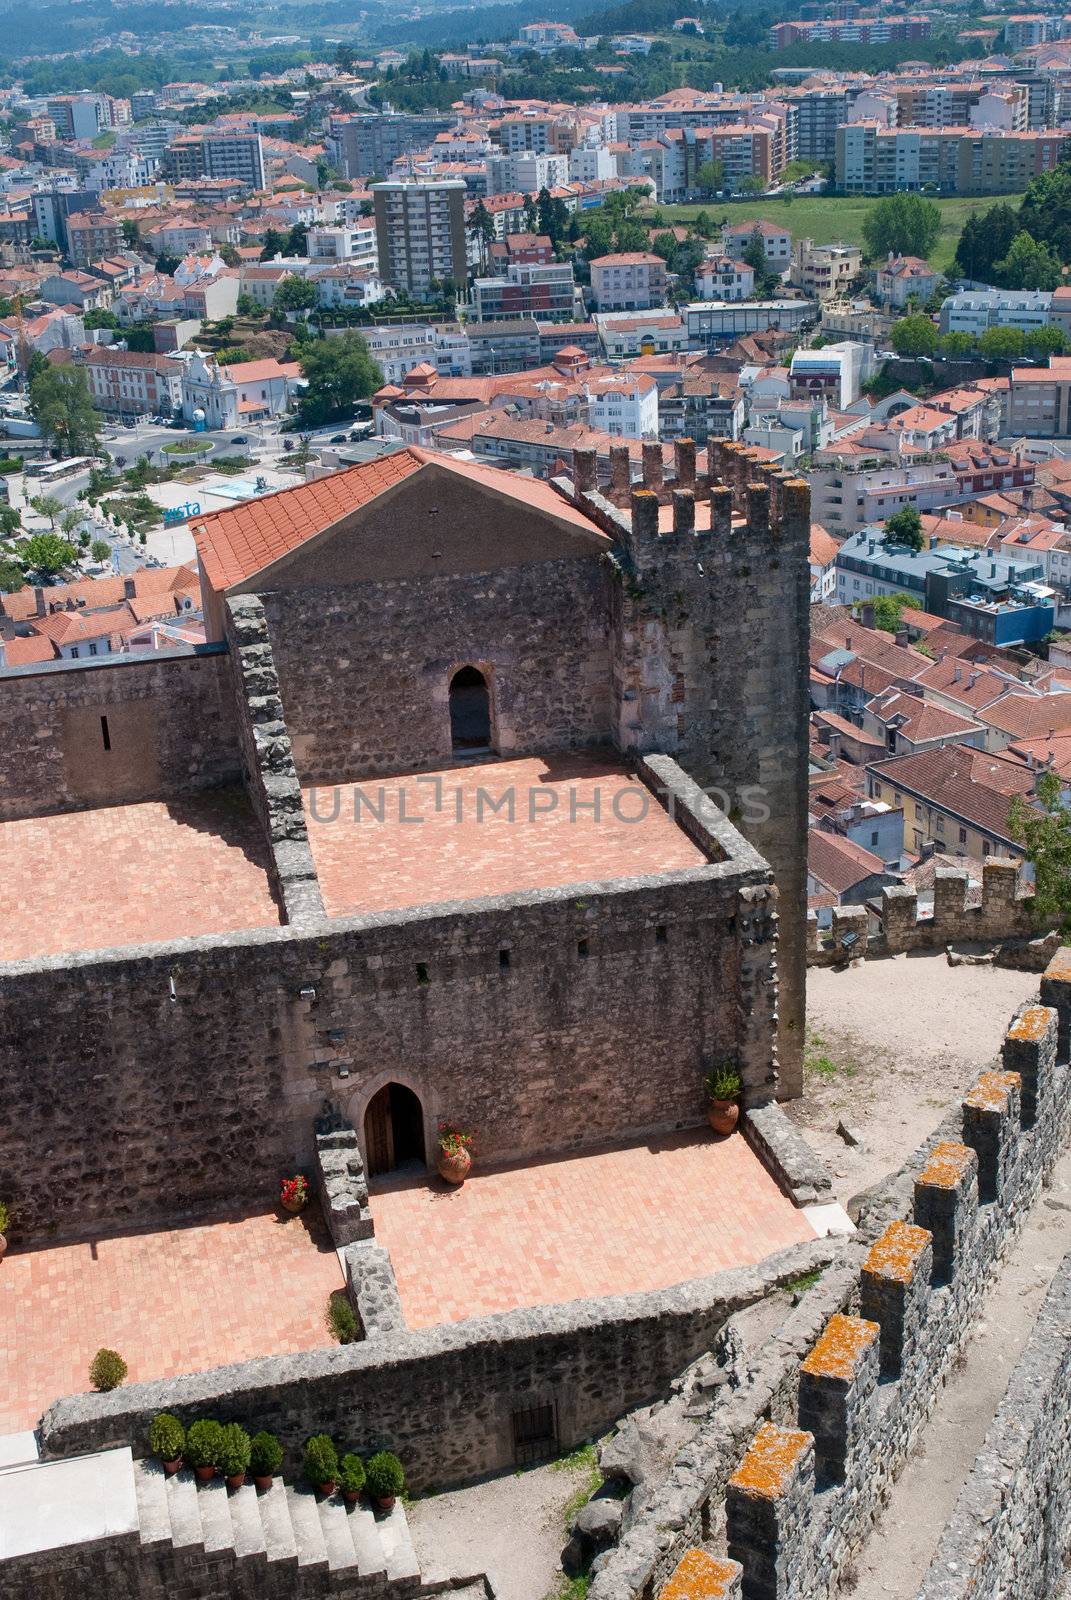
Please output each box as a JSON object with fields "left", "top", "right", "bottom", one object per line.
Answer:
{"left": 185, "top": 1419, "right": 224, "bottom": 1483}
{"left": 704, "top": 1063, "right": 743, "bottom": 1136}
{"left": 148, "top": 1413, "right": 185, "bottom": 1476}
{"left": 436, "top": 1123, "right": 474, "bottom": 1186}
{"left": 0, "top": 1200, "right": 9, "bottom": 1263}
{"left": 365, "top": 1451, "right": 405, "bottom": 1512}
{"left": 280, "top": 1174, "right": 308, "bottom": 1214}
{"left": 250, "top": 1431, "right": 284, "bottom": 1491}
{"left": 303, "top": 1434, "right": 339, "bottom": 1497}
{"left": 338, "top": 1453, "right": 366, "bottom": 1505}
{"left": 218, "top": 1422, "right": 252, "bottom": 1490}
{"left": 89, "top": 1348, "right": 128, "bottom": 1391}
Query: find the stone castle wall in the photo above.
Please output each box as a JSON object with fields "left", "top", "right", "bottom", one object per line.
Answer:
{"left": 914, "top": 1250, "right": 1071, "bottom": 1600}
{"left": 589, "top": 962, "right": 1071, "bottom": 1600}
{"left": 39, "top": 1238, "right": 838, "bottom": 1493}
{"left": 0, "top": 760, "right": 776, "bottom": 1245}
{"left": 0, "top": 646, "right": 240, "bottom": 820}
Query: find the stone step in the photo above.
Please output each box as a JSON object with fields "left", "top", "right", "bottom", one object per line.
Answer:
{"left": 133, "top": 1458, "right": 171, "bottom": 1549}
{"left": 317, "top": 1492, "right": 360, "bottom": 1572}
{"left": 376, "top": 1501, "right": 421, "bottom": 1585}
{"left": 227, "top": 1481, "right": 267, "bottom": 1560}
{"left": 165, "top": 1469, "right": 205, "bottom": 1550}
{"left": 0, "top": 1432, "right": 40, "bottom": 1471}
{"left": 346, "top": 1500, "right": 387, "bottom": 1582}
{"left": 285, "top": 1484, "right": 330, "bottom": 1571}
{"left": 196, "top": 1475, "right": 236, "bottom": 1554}
{"left": 257, "top": 1477, "right": 299, "bottom": 1566}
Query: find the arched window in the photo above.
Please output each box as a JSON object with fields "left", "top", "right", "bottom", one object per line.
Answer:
{"left": 449, "top": 665, "right": 492, "bottom": 752}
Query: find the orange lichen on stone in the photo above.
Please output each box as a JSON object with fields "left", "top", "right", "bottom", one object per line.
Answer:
{"left": 863, "top": 1219, "right": 931, "bottom": 1285}
{"left": 964, "top": 1070, "right": 1020, "bottom": 1113}
{"left": 800, "top": 1313, "right": 879, "bottom": 1382}
{"left": 1042, "top": 947, "right": 1071, "bottom": 983}
{"left": 1006, "top": 1006, "right": 1055, "bottom": 1044}
{"left": 918, "top": 1140, "right": 974, "bottom": 1191}
{"left": 658, "top": 1549, "right": 740, "bottom": 1600}
{"left": 728, "top": 1421, "right": 811, "bottom": 1501}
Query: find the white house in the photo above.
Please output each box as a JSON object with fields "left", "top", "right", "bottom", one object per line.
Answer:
{"left": 582, "top": 372, "right": 659, "bottom": 437}
{"left": 720, "top": 219, "right": 791, "bottom": 268}
{"left": 181, "top": 351, "right": 302, "bottom": 429}
{"left": 695, "top": 254, "right": 754, "bottom": 302}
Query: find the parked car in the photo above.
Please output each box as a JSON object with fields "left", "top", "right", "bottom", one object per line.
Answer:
{"left": 330, "top": 434, "right": 348, "bottom": 443}
{"left": 231, "top": 435, "right": 249, "bottom": 445}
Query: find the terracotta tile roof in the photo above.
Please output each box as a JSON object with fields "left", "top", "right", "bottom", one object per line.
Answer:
{"left": 869, "top": 689, "right": 982, "bottom": 743}
{"left": 2, "top": 634, "right": 55, "bottom": 665}
{"left": 191, "top": 447, "right": 606, "bottom": 592}
{"left": 810, "top": 524, "right": 839, "bottom": 568}
{"left": 31, "top": 604, "right": 133, "bottom": 645}
{"left": 978, "top": 692, "right": 1071, "bottom": 740}
{"left": 808, "top": 829, "right": 888, "bottom": 894}
{"left": 867, "top": 745, "right": 1035, "bottom": 842}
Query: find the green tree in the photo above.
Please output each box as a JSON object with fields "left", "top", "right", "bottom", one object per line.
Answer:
{"left": 891, "top": 314, "right": 938, "bottom": 359}
{"left": 953, "top": 204, "right": 1021, "bottom": 283}
{"left": 1025, "top": 323, "right": 1067, "bottom": 358}
{"left": 90, "top": 538, "right": 112, "bottom": 562}
{"left": 28, "top": 367, "right": 100, "bottom": 458}
{"left": 154, "top": 253, "right": 180, "bottom": 276}
{"left": 695, "top": 159, "right": 725, "bottom": 197}
{"left": 522, "top": 194, "right": 538, "bottom": 232}
{"left": 83, "top": 307, "right": 119, "bottom": 330}
{"left": 120, "top": 219, "right": 140, "bottom": 248}
{"left": 297, "top": 331, "right": 382, "bottom": 425}
{"left": 293, "top": 431, "right": 314, "bottom": 468}
{"left": 0, "top": 504, "right": 21, "bottom": 536}
{"left": 738, "top": 174, "right": 766, "bottom": 196}
{"left": 273, "top": 274, "right": 317, "bottom": 314}
{"left": 218, "top": 242, "right": 240, "bottom": 267}
{"left": 979, "top": 325, "right": 1025, "bottom": 362}
{"left": 258, "top": 228, "right": 288, "bottom": 262}
{"left": 993, "top": 231, "right": 1062, "bottom": 292}
{"left": 613, "top": 219, "right": 649, "bottom": 254}
{"left": 581, "top": 213, "right": 614, "bottom": 261}
{"left": 0, "top": 554, "right": 24, "bottom": 592}
{"left": 884, "top": 505, "right": 924, "bottom": 551}
{"left": 59, "top": 508, "right": 82, "bottom": 544}
{"left": 467, "top": 199, "right": 496, "bottom": 269}
{"left": 1009, "top": 771, "right": 1071, "bottom": 931}
{"left": 871, "top": 590, "right": 916, "bottom": 632}
{"left": 284, "top": 222, "right": 308, "bottom": 256}
{"left": 862, "top": 193, "right": 941, "bottom": 261}
{"left": 940, "top": 330, "right": 975, "bottom": 359}
{"left": 29, "top": 493, "right": 64, "bottom": 530}
{"left": 21, "top": 531, "right": 74, "bottom": 576}
{"left": 692, "top": 208, "right": 715, "bottom": 238}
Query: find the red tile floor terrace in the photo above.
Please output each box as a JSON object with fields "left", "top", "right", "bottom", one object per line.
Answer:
{"left": 303, "top": 752, "right": 706, "bottom": 917}
{"left": 0, "top": 788, "right": 281, "bottom": 962}
{"left": 0, "top": 1209, "right": 345, "bottom": 1434}
{"left": 369, "top": 1130, "right": 818, "bottom": 1328}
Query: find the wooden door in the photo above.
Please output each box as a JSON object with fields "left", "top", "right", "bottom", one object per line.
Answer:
{"left": 364, "top": 1085, "right": 394, "bottom": 1177}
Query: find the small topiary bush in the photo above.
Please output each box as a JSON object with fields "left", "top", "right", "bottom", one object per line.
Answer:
{"left": 365, "top": 1451, "right": 405, "bottom": 1501}
{"left": 148, "top": 1413, "right": 185, "bottom": 1462}
{"left": 326, "top": 1290, "right": 359, "bottom": 1344}
{"left": 249, "top": 1430, "right": 284, "bottom": 1479}
{"left": 217, "top": 1422, "right": 252, "bottom": 1478}
{"left": 185, "top": 1419, "right": 224, "bottom": 1470}
{"left": 89, "top": 1348, "right": 128, "bottom": 1391}
{"left": 303, "top": 1433, "right": 339, "bottom": 1488}
{"left": 338, "top": 1453, "right": 366, "bottom": 1496}
{"left": 704, "top": 1062, "right": 743, "bottom": 1101}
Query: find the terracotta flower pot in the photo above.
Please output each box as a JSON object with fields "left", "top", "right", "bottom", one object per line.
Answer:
{"left": 374, "top": 1495, "right": 397, "bottom": 1513}
{"left": 194, "top": 1465, "right": 217, "bottom": 1482}
{"left": 437, "top": 1148, "right": 471, "bottom": 1185}
{"left": 253, "top": 1474, "right": 274, "bottom": 1492}
{"left": 707, "top": 1099, "right": 739, "bottom": 1136}
{"left": 163, "top": 1457, "right": 183, "bottom": 1477}
{"left": 282, "top": 1196, "right": 305, "bottom": 1214}
{"left": 316, "top": 1480, "right": 337, "bottom": 1498}
{"left": 342, "top": 1488, "right": 361, "bottom": 1505}
{"left": 225, "top": 1472, "right": 246, "bottom": 1490}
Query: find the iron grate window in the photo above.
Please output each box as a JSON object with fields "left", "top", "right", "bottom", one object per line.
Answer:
{"left": 511, "top": 1402, "right": 558, "bottom": 1466}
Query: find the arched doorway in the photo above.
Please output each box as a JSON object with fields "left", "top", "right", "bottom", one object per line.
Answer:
{"left": 449, "top": 666, "right": 492, "bottom": 752}
{"left": 364, "top": 1083, "right": 426, "bottom": 1177}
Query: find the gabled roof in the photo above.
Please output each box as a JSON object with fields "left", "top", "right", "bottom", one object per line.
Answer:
{"left": 867, "top": 744, "right": 1035, "bottom": 843}
{"left": 808, "top": 829, "right": 888, "bottom": 894}
{"left": 191, "top": 446, "right": 608, "bottom": 592}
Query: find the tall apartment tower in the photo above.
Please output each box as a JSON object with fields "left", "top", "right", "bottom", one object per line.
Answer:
{"left": 371, "top": 179, "right": 468, "bottom": 299}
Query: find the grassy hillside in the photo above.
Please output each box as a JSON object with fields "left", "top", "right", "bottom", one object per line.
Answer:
{"left": 645, "top": 193, "right": 1027, "bottom": 275}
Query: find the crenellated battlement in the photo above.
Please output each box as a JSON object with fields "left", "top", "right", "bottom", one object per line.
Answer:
{"left": 590, "top": 952, "right": 1071, "bottom": 1600}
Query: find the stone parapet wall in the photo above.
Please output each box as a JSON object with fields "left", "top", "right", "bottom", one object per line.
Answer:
{"left": 0, "top": 646, "right": 240, "bottom": 820}
{"left": 806, "top": 865, "right": 1047, "bottom": 969}
{"left": 913, "top": 1250, "right": 1071, "bottom": 1600}
{"left": 590, "top": 956, "right": 1071, "bottom": 1600}
{"left": 39, "top": 1238, "right": 839, "bottom": 1494}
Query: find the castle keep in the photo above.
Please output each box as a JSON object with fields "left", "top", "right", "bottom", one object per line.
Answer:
{"left": 0, "top": 441, "right": 811, "bottom": 1243}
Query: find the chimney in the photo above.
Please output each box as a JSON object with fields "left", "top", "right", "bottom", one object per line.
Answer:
{"left": 953, "top": 663, "right": 961, "bottom": 681}
{"left": 672, "top": 488, "right": 695, "bottom": 535}
{"left": 34, "top": 587, "right": 45, "bottom": 618}
{"left": 123, "top": 576, "right": 137, "bottom": 599}
{"left": 642, "top": 440, "right": 663, "bottom": 491}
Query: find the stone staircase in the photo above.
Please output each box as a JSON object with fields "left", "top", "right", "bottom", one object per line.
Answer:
{"left": 132, "top": 1456, "right": 422, "bottom": 1593}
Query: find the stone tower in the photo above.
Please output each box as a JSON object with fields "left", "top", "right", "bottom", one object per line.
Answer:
{"left": 566, "top": 439, "right": 811, "bottom": 1095}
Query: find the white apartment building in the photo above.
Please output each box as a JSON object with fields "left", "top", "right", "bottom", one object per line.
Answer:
{"left": 939, "top": 289, "right": 1054, "bottom": 338}
{"left": 306, "top": 223, "right": 378, "bottom": 268}
{"left": 582, "top": 373, "right": 659, "bottom": 438}
{"left": 485, "top": 152, "right": 569, "bottom": 195}
{"left": 695, "top": 255, "right": 754, "bottom": 302}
